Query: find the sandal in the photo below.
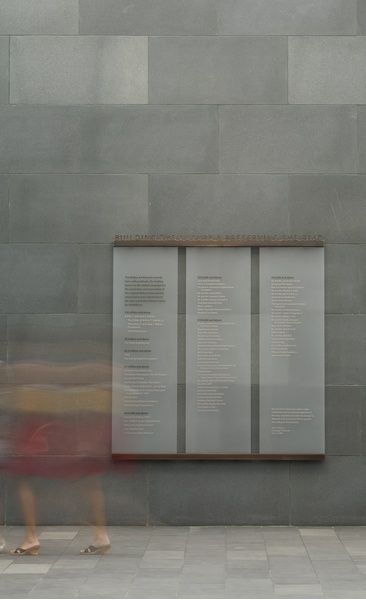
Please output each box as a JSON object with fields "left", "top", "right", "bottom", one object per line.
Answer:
{"left": 80, "top": 544, "right": 111, "bottom": 555}
{"left": 10, "top": 545, "right": 40, "bottom": 556}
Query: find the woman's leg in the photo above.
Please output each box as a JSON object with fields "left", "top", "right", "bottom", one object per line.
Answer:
{"left": 15, "top": 479, "right": 39, "bottom": 549}
{"left": 0, "top": 493, "right": 5, "bottom": 551}
{"left": 83, "top": 475, "right": 110, "bottom": 548}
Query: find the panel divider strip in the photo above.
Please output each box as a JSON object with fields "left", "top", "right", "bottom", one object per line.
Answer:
{"left": 251, "top": 247, "right": 260, "bottom": 454}
{"left": 177, "top": 247, "right": 186, "bottom": 453}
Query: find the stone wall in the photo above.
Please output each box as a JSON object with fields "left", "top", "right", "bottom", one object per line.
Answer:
{"left": 1, "top": 0, "right": 366, "bottom": 524}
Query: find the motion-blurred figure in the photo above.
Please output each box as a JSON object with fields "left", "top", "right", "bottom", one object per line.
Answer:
{"left": 5, "top": 361, "right": 112, "bottom": 555}
{"left": 0, "top": 357, "right": 10, "bottom": 552}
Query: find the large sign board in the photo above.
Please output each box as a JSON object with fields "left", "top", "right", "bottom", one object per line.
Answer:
{"left": 112, "top": 236, "right": 324, "bottom": 459}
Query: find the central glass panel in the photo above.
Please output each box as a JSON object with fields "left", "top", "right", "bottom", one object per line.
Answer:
{"left": 185, "top": 247, "right": 252, "bottom": 453}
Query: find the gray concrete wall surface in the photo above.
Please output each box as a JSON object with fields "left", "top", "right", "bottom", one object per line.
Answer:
{"left": 1, "top": 0, "right": 366, "bottom": 525}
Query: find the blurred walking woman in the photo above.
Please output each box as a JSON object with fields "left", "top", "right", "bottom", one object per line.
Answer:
{"left": 5, "top": 361, "right": 112, "bottom": 555}
{"left": 0, "top": 357, "right": 11, "bottom": 552}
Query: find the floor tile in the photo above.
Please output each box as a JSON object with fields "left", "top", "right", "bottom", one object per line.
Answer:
{"left": 274, "top": 583, "right": 323, "bottom": 597}
{"left": 355, "top": 561, "right": 366, "bottom": 574}
{"left": 266, "top": 545, "right": 307, "bottom": 556}
{"left": 53, "top": 557, "right": 99, "bottom": 569}
{"left": 143, "top": 550, "right": 184, "bottom": 560}
{"left": 227, "top": 550, "right": 267, "bottom": 560}
{"left": 39, "top": 531, "right": 78, "bottom": 540}
{"left": 3, "top": 563, "right": 51, "bottom": 574}
{"left": 322, "top": 579, "right": 366, "bottom": 598}
{"left": 227, "top": 566, "right": 270, "bottom": 578}
{"left": 300, "top": 528, "right": 337, "bottom": 537}
{"left": 178, "top": 583, "right": 226, "bottom": 598}
{"left": 226, "top": 577, "right": 274, "bottom": 592}
{"left": 313, "top": 559, "right": 363, "bottom": 581}
{"left": 0, "top": 560, "right": 13, "bottom": 573}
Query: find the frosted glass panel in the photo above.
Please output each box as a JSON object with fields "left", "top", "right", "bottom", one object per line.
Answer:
{"left": 186, "top": 247, "right": 251, "bottom": 453}
{"left": 259, "top": 247, "right": 324, "bottom": 454}
{"left": 112, "top": 247, "right": 178, "bottom": 453}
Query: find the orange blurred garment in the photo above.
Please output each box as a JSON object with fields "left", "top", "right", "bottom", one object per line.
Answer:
{"left": 4, "top": 363, "right": 112, "bottom": 479}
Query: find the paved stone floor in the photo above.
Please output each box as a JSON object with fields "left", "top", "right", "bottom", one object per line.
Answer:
{"left": 1, "top": 526, "right": 366, "bottom": 598}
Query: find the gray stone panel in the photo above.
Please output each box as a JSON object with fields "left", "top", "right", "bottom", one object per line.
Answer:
{"left": 325, "top": 386, "right": 361, "bottom": 455}
{"left": 79, "top": 0, "right": 217, "bottom": 35}
{"left": 7, "top": 314, "right": 112, "bottom": 381}
{"left": 9, "top": 175, "right": 148, "bottom": 243}
{"left": 290, "top": 457, "right": 366, "bottom": 525}
{"left": 103, "top": 468, "right": 148, "bottom": 525}
{"left": 360, "top": 387, "right": 366, "bottom": 455}
{"left": 358, "top": 0, "right": 366, "bottom": 33}
{"left": 356, "top": 107, "right": 366, "bottom": 173}
{"left": 0, "top": 107, "right": 81, "bottom": 173}
{"left": 78, "top": 245, "right": 113, "bottom": 314}
{"left": 10, "top": 36, "right": 148, "bottom": 105}
{"left": 79, "top": 106, "right": 218, "bottom": 174}
{"left": 325, "top": 316, "right": 366, "bottom": 386}
{"left": 0, "top": 106, "right": 218, "bottom": 173}
{"left": 325, "top": 245, "right": 366, "bottom": 314}
{"left": 149, "top": 36, "right": 287, "bottom": 104}
{"left": 0, "top": 317, "right": 6, "bottom": 383}
{"left": 0, "top": 316, "right": 6, "bottom": 342}
{"left": 0, "top": 244, "right": 78, "bottom": 314}
{"left": 0, "top": 342, "right": 6, "bottom": 383}
{"left": 289, "top": 176, "right": 366, "bottom": 243}
{"left": 0, "top": 0, "right": 78, "bottom": 34}
{"left": 0, "top": 37, "right": 9, "bottom": 104}
{"left": 217, "top": 0, "right": 357, "bottom": 34}
{"left": 147, "top": 461, "right": 290, "bottom": 525}
{"left": 149, "top": 175, "right": 289, "bottom": 235}
{"left": 219, "top": 106, "right": 357, "bottom": 174}
{"left": 289, "top": 37, "right": 366, "bottom": 104}
{"left": 0, "top": 176, "right": 8, "bottom": 242}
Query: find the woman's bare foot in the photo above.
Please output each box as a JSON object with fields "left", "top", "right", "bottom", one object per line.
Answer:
{"left": 18, "top": 537, "right": 40, "bottom": 550}
{"left": 11, "top": 537, "right": 40, "bottom": 555}
{"left": 93, "top": 535, "right": 110, "bottom": 548}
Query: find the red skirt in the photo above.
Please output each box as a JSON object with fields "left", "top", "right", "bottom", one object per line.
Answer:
{"left": 7, "top": 412, "right": 112, "bottom": 480}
